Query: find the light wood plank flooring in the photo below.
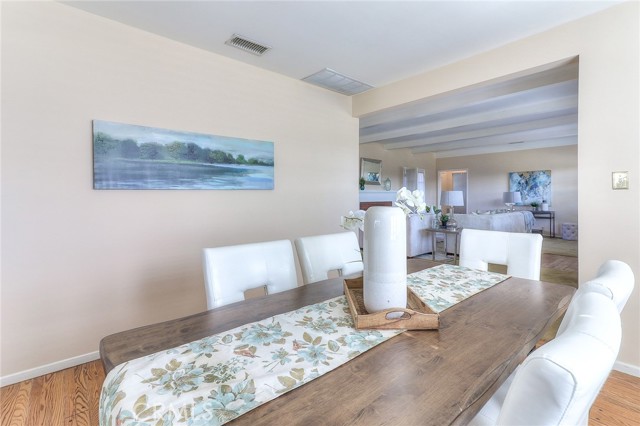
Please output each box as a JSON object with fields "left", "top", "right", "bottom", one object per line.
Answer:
{"left": 1, "top": 360, "right": 104, "bottom": 426}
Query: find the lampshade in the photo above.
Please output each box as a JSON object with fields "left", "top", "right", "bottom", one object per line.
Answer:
{"left": 503, "top": 192, "right": 522, "bottom": 204}
{"left": 441, "top": 190, "right": 464, "bottom": 207}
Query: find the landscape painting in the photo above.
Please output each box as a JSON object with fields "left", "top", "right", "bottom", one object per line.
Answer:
{"left": 93, "top": 120, "right": 274, "bottom": 190}
{"left": 509, "top": 170, "right": 551, "bottom": 204}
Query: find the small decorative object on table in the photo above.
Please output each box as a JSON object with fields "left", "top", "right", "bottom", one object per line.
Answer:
{"left": 344, "top": 277, "right": 439, "bottom": 330}
{"left": 440, "top": 214, "right": 449, "bottom": 228}
{"left": 384, "top": 177, "right": 392, "bottom": 191}
{"left": 530, "top": 201, "right": 540, "bottom": 211}
{"left": 359, "top": 177, "right": 366, "bottom": 190}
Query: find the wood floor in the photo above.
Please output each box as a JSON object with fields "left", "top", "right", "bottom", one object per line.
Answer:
{"left": 1, "top": 360, "right": 104, "bottom": 426}
{"left": 2, "top": 241, "right": 639, "bottom": 425}
{"left": 2, "top": 360, "right": 638, "bottom": 425}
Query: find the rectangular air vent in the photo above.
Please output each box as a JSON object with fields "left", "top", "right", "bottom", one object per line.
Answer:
{"left": 225, "top": 34, "right": 271, "bottom": 56}
{"left": 302, "top": 68, "right": 373, "bottom": 96}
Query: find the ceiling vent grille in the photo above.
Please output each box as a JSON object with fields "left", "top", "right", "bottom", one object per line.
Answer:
{"left": 225, "top": 34, "right": 271, "bottom": 56}
{"left": 302, "top": 68, "right": 373, "bottom": 96}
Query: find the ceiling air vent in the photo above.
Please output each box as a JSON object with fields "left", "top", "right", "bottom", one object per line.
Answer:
{"left": 225, "top": 34, "right": 271, "bottom": 56}
{"left": 302, "top": 68, "right": 373, "bottom": 96}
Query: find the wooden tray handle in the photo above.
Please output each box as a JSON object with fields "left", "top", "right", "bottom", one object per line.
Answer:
{"left": 382, "top": 308, "right": 417, "bottom": 320}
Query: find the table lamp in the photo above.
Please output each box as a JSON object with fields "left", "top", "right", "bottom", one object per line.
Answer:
{"left": 503, "top": 191, "right": 522, "bottom": 211}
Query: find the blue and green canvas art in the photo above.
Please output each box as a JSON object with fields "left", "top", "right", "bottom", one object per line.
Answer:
{"left": 93, "top": 120, "right": 274, "bottom": 190}
{"left": 509, "top": 170, "right": 551, "bottom": 204}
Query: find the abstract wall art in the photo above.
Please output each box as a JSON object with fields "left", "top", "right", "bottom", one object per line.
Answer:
{"left": 93, "top": 120, "right": 274, "bottom": 190}
{"left": 508, "top": 170, "right": 551, "bottom": 205}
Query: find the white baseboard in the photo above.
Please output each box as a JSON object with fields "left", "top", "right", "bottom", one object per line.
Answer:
{"left": 0, "top": 351, "right": 100, "bottom": 387}
{"left": 614, "top": 360, "right": 640, "bottom": 377}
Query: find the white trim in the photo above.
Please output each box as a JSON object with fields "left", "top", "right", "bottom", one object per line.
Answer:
{"left": 614, "top": 360, "right": 640, "bottom": 377}
{"left": 0, "top": 351, "right": 100, "bottom": 387}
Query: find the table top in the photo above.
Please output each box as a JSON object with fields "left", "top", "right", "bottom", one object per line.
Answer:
{"left": 425, "top": 227, "right": 461, "bottom": 234}
{"left": 100, "top": 258, "right": 574, "bottom": 426}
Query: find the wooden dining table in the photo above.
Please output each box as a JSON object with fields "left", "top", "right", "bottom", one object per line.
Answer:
{"left": 100, "top": 258, "right": 575, "bottom": 426}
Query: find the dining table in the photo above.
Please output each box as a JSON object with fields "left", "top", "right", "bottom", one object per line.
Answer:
{"left": 100, "top": 258, "right": 575, "bottom": 426}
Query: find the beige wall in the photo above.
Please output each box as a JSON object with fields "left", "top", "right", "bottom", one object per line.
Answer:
{"left": 1, "top": 2, "right": 358, "bottom": 379}
{"left": 437, "top": 146, "right": 578, "bottom": 236}
{"left": 354, "top": 2, "right": 640, "bottom": 372}
{"left": 359, "top": 143, "right": 437, "bottom": 204}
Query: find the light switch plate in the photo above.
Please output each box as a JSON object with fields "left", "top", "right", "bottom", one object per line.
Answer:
{"left": 612, "top": 171, "right": 629, "bottom": 190}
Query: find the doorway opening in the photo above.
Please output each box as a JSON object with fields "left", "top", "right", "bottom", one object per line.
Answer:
{"left": 437, "top": 169, "right": 468, "bottom": 214}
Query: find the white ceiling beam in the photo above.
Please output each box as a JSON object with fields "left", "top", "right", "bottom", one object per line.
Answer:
{"left": 410, "top": 124, "right": 577, "bottom": 153}
{"left": 358, "top": 62, "right": 578, "bottom": 127}
{"left": 382, "top": 114, "right": 578, "bottom": 150}
{"left": 360, "top": 95, "right": 577, "bottom": 143}
{"left": 432, "top": 136, "right": 577, "bottom": 158}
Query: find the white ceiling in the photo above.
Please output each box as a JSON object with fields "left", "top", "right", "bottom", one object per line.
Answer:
{"left": 63, "top": 0, "right": 621, "bottom": 157}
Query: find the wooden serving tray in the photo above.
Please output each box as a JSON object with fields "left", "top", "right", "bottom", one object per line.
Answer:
{"left": 344, "top": 277, "right": 439, "bottom": 330}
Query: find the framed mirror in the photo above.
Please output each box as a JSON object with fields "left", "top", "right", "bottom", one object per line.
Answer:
{"left": 360, "top": 157, "right": 382, "bottom": 185}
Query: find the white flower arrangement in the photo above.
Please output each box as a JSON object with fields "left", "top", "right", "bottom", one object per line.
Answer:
{"left": 341, "top": 187, "right": 430, "bottom": 232}
{"left": 394, "top": 187, "right": 428, "bottom": 218}
{"left": 341, "top": 209, "right": 366, "bottom": 232}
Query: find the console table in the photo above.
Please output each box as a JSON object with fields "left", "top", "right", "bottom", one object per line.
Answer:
{"left": 532, "top": 210, "right": 555, "bottom": 238}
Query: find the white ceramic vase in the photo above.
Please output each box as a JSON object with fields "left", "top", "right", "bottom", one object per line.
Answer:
{"left": 363, "top": 206, "right": 407, "bottom": 316}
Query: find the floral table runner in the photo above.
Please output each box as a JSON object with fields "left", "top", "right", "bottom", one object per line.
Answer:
{"left": 408, "top": 264, "right": 510, "bottom": 313}
{"left": 100, "top": 265, "right": 509, "bottom": 426}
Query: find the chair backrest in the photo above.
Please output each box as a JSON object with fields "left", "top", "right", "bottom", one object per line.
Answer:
{"left": 294, "top": 232, "right": 363, "bottom": 284}
{"left": 202, "top": 240, "right": 298, "bottom": 309}
{"left": 497, "top": 291, "right": 621, "bottom": 426}
{"left": 459, "top": 229, "right": 543, "bottom": 280}
{"left": 557, "top": 259, "right": 635, "bottom": 336}
{"left": 584, "top": 260, "right": 634, "bottom": 313}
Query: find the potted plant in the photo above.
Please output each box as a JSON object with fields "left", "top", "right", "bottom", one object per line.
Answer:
{"left": 359, "top": 177, "right": 366, "bottom": 190}
{"left": 530, "top": 201, "right": 540, "bottom": 211}
{"left": 440, "top": 214, "right": 449, "bottom": 228}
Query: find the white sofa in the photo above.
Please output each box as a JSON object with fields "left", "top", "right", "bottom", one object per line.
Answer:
{"left": 444, "top": 211, "right": 535, "bottom": 251}
{"left": 406, "top": 213, "right": 437, "bottom": 257}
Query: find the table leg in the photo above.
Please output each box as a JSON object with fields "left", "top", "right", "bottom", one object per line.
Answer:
{"left": 432, "top": 231, "right": 436, "bottom": 261}
{"left": 454, "top": 233, "right": 459, "bottom": 265}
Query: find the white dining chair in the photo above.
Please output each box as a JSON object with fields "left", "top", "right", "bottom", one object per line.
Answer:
{"left": 556, "top": 259, "right": 634, "bottom": 337}
{"left": 459, "top": 229, "right": 543, "bottom": 280}
{"left": 294, "top": 231, "right": 363, "bottom": 284}
{"left": 469, "top": 291, "right": 621, "bottom": 426}
{"left": 581, "top": 260, "right": 635, "bottom": 313}
{"left": 202, "top": 240, "right": 298, "bottom": 309}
